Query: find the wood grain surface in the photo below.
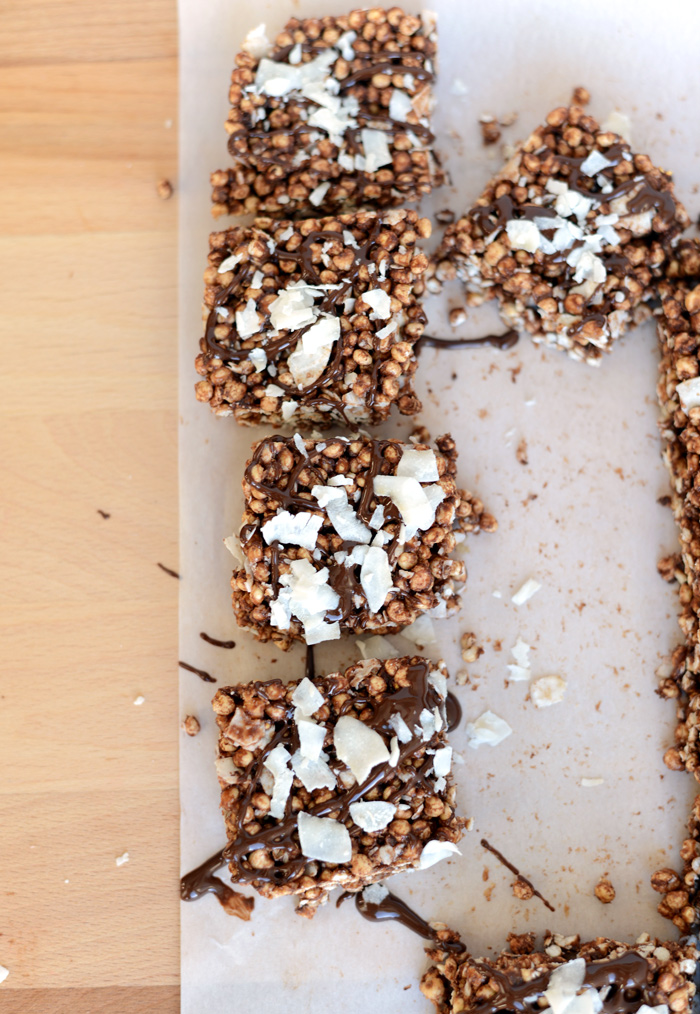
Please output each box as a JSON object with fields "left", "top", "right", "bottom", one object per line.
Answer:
{"left": 0, "top": 1, "right": 180, "bottom": 1009}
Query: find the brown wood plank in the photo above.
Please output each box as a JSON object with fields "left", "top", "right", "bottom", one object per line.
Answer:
{"left": 0, "top": 986, "right": 180, "bottom": 1013}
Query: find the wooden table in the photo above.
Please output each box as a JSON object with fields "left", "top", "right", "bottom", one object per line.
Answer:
{"left": 0, "top": 2, "right": 180, "bottom": 1009}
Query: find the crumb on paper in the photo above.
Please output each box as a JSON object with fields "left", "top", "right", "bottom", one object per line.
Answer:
{"left": 531, "top": 674, "right": 567, "bottom": 708}
{"left": 594, "top": 877, "right": 616, "bottom": 904}
{"left": 460, "top": 631, "right": 483, "bottom": 663}
{"left": 581, "top": 777, "right": 604, "bottom": 787}
{"left": 455, "top": 669, "right": 469, "bottom": 686}
{"left": 221, "top": 889, "right": 255, "bottom": 921}
{"left": 479, "top": 115, "right": 501, "bottom": 146}
{"left": 436, "top": 208, "right": 455, "bottom": 225}
{"left": 572, "top": 86, "right": 590, "bottom": 105}
{"left": 511, "top": 578, "right": 541, "bottom": 605}
{"left": 182, "top": 715, "right": 201, "bottom": 736}
{"left": 133, "top": 695, "right": 145, "bottom": 706}
{"left": 156, "top": 178, "right": 173, "bottom": 200}
{"left": 115, "top": 852, "right": 129, "bottom": 867}
{"left": 516, "top": 438, "right": 529, "bottom": 465}
{"left": 449, "top": 306, "right": 467, "bottom": 327}
{"left": 512, "top": 877, "right": 534, "bottom": 901}
{"left": 492, "top": 590, "right": 502, "bottom": 599}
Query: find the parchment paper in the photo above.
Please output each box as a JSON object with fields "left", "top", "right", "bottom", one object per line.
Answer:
{"left": 178, "top": 2, "right": 700, "bottom": 1009}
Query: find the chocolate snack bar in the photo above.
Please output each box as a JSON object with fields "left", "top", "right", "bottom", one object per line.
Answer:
{"left": 194, "top": 209, "right": 429, "bottom": 426}
{"left": 422, "top": 932, "right": 699, "bottom": 1014}
{"left": 212, "top": 655, "right": 462, "bottom": 917}
{"left": 210, "top": 8, "right": 444, "bottom": 218}
{"left": 432, "top": 104, "right": 689, "bottom": 363}
{"left": 227, "top": 433, "right": 495, "bottom": 648}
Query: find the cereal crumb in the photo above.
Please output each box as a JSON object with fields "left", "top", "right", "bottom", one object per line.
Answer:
{"left": 449, "top": 306, "right": 467, "bottom": 328}
{"left": 182, "top": 715, "right": 201, "bottom": 737}
{"left": 455, "top": 669, "right": 469, "bottom": 686}
{"left": 594, "top": 877, "right": 616, "bottom": 904}
{"left": 115, "top": 852, "right": 130, "bottom": 867}
{"left": 512, "top": 877, "right": 534, "bottom": 901}
{"left": 479, "top": 115, "right": 501, "bottom": 146}
{"left": 516, "top": 438, "right": 529, "bottom": 465}
{"left": 460, "top": 632, "right": 483, "bottom": 663}
{"left": 133, "top": 695, "right": 145, "bottom": 706}
{"left": 436, "top": 209, "right": 455, "bottom": 225}
{"left": 572, "top": 86, "right": 590, "bottom": 106}
{"left": 157, "top": 178, "right": 173, "bottom": 200}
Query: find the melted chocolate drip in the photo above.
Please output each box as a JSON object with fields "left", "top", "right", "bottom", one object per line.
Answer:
{"left": 480, "top": 839, "right": 555, "bottom": 913}
{"left": 221, "top": 659, "right": 446, "bottom": 886}
{"left": 179, "top": 661, "right": 217, "bottom": 684}
{"left": 336, "top": 887, "right": 466, "bottom": 953}
{"left": 445, "top": 692, "right": 462, "bottom": 732}
{"left": 97, "top": 509, "right": 110, "bottom": 519}
{"left": 420, "top": 331, "right": 519, "bottom": 351}
{"left": 180, "top": 849, "right": 228, "bottom": 902}
{"left": 157, "top": 562, "right": 180, "bottom": 579}
{"left": 471, "top": 953, "right": 649, "bottom": 1014}
{"left": 305, "top": 644, "right": 315, "bottom": 682}
{"left": 199, "top": 632, "right": 237, "bottom": 649}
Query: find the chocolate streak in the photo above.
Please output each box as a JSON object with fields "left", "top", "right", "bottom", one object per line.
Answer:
{"left": 471, "top": 953, "right": 649, "bottom": 1014}
{"left": 480, "top": 838, "right": 555, "bottom": 913}
{"left": 420, "top": 331, "right": 519, "bottom": 351}
{"left": 179, "top": 661, "right": 217, "bottom": 684}
{"left": 221, "top": 658, "right": 449, "bottom": 887}
{"left": 200, "top": 632, "right": 237, "bottom": 649}
{"left": 336, "top": 887, "right": 466, "bottom": 953}
{"left": 157, "top": 562, "right": 180, "bottom": 579}
{"left": 180, "top": 848, "right": 228, "bottom": 903}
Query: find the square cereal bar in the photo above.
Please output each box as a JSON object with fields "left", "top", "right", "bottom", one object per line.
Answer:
{"left": 194, "top": 209, "right": 430, "bottom": 426}
{"left": 210, "top": 8, "right": 444, "bottom": 218}
{"left": 227, "top": 433, "right": 495, "bottom": 648}
{"left": 656, "top": 252, "right": 700, "bottom": 775}
{"left": 433, "top": 103, "right": 689, "bottom": 364}
{"left": 212, "top": 655, "right": 463, "bottom": 917}
{"left": 421, "top": 932, "right": 699, "bottom": 1014}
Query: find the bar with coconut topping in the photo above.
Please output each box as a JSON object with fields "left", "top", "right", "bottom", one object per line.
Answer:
{"left": 432, "top": 103, "right": 689, "bottom": 364}
{"left": 421, "top": 932, "right": 699, "bottom": 1014}
{"left": 226, "top": 433, "right": 496, "bottom": 649}
{"left": 194, "top": 208, "right": 430, "bottom": 426}
{"left": 210, "top": 9, "right": 444, "bottom": 218}
{"left": 212, "top": 655, "right": 463, "bottom": 917}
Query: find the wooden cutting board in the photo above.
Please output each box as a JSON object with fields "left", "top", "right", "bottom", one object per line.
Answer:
{"left": 0, "top": 2, "right": 180, "bottom": 1009}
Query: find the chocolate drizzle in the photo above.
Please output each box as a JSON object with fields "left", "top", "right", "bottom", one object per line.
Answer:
{"left": 180, "top": 848, "right": 228, "bottom": 902}
{"left": 199, "top": 632, "right": 236, "bottom": 649}
{"left": 179, "top": 661, "right": 217, "bottom": 684}
{"left": 480, "top": 839, "right": 555, "bottom": 913}
{"left": 445, "top": 692, "right": 462, "bottom": 732}
{"left": 420, "top": 331, "right": 519, "bottom": 351}
{"left": 470, "top": 953, "right": 650, "bottom": 1014}
{"left": 157, "top": 562, "right": 180, "bottom": 579}
{"left": 336, "top": 887, "right": 465, "bottom": 953}
{"left": 221, "top": 658, "right": 448, "bottom": 887}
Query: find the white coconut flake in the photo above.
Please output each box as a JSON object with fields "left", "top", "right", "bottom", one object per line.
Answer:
{"left": 349, "top": 800, "right": 396, "bottom": 832}
{"left": 580, "top": 150, "right": 615, "bottom": 177}
{"left": 261, "top": 510, "right": 322, "bottom": 551}
{"left": 511, "top": 577, "right": 542, "bottom": 605}
{"left": 418, "top": 839, "right": 462, "bottom": 870}
{"left": 401, "top": 612, "right": 437, "bottom": 647}
{"left": 511, "top": 637, "right": 531, "bottom": 667}
{"left": 389, "top": 711, "right": 413, "bottom": 744}
{"left": 281, "top": 400, "right": 297, "bottom": 421}
{"left": 223, "top": 533, "right": 246, "bottom": 568}
{"left": 218, "top": 252, "right": 242, "bottom": 273}
{"left": 357, "top": 635, "right": 398, "bottom": 661}
{"left": 676, "top": 378, "right": 700, "bottom": 412}
{"left": 373, "top": 475, "right": 438, "bottom": 539}
{"left": 248, "top": 347, "right": 267, "bottom": 373}
{"left": 581, "top": 777, "right": 605, "bottom": 788}
{"left": 242, "top": 23, "right": 272, "bottom": 60}
{"left": 375, "top": 320, "right": 397, "bottom": 341}
{"left": 360, "top": 128, "right": 393, "bottom": 172}
{"left": 466, "top": 711, "right": 512, "bottom": 749}
{"left": 334, "top": 714, "right": 390, "bottom": 784}
{"left": 312, "top": 485, "right": 371, "bottom": 544}
{"left": 433, "top": 746, "right": 452, "bottom": 777}
{"left": 291, "top": 749, "right": 337, "bottom": 792}
{"left": 544, "top": 958, "right": 589, "bottom": 1014}
{"left": 297, "top": 811, "right": 352, "bottom": 863}
{"left": 389, "top": 88, "right": 414, "bottom": 122}
{"left": 115, "top": 851, "right": 129, "bottom": 866}
{"left": 296, "top": 718, "right": 326, "bottom": 762}
{"left": 328, "top": 474, "right": 353, "bottom": 486}
{"left": 359, "top": 545, "right": 392, "bottom": 612}
{"left": 265, "top": 384, "right": 285, "bottom": 398}
{"left": 291, "top": 677, "right": 325, "bottom": 717}
{"left": 507, "top": 664, "right": 530, "bottom": 682}
{"left": 363, "top": 881, "right": 389, "bottom": 905}
{"left": 601, "top": 110, "right": 632, "bottom": 142}
{"left": 506, "top": 219, "right": 541, "bottom": 253}
{"left": 288, "top": 42, "right": 302, "bottom": 64}
{"left": 309, "top": 181, "right": 331, "bottom": 207}
{"left": 215, "top": 756, "right": 239, "bottom": 784}
{"left": 531, "top": 674, "right": 567, "bottom": 708}
{"left": 428, "top": 667, "right": 447, "bottom": 700}
{"left": 363, "top": 288, "right": 392, "bottom": 320}
{"left": 396, "top": 448, "right": 439, "bottom": 482}
{"left": 275, "top": 558, "right": 340, "bottom": 644}
{"left": 418, "top": 707, "right": 436, "bottom": 742}
{"left": 368, "top": 504, "right": 385, "bottom": 530}
{"left": 269, "top": 283, "right": 319, "bottom": 331}
{"left": 255, "top": 58, "right": 300, "bottom": 97}
{"left": 264, "top": 743, "right": 294, "bottom": 818}
{"left": 0, "top": 966, "right": 8, "bottom": 985}
{"left": 133, "top": 695, "right": 145, "bottom": 706}
{"left": 235, "top": 298, "right": 261, "bottom": 338}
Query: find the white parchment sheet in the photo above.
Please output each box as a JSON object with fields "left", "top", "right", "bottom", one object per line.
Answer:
{"left": 178, "top": 1, "right": 700, "bottom": 1009}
